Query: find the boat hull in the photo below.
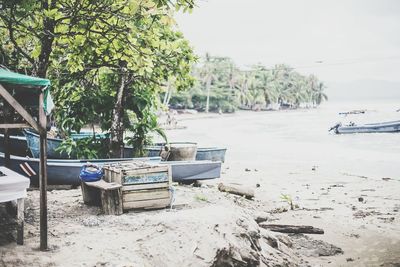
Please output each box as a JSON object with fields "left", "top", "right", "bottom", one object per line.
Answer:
{"left": 0, "top": 153, "right": 160, "bottom": 185}
{"left": 145, "top": 145, "right": 226, "bottom": 162}
{"left": 24, "top": 130, "right": 134, "bottom": 159}
{"left": 335, "top": 120, "right": 400, "bottom": 134}
{"left": 165, "top": 161, "right": 221, "bottom": 181}
{"left": 0, "top": 134, "right": 30, "bottom": 156}
{"left": 0, "top": 154, "right": 221, "bottom": 185}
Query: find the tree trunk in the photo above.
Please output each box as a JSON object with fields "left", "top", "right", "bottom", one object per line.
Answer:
{"left": 205, "top": 76, "right": 211, "bottom": 113}
{"left": 34, "top": 0, "right": 57, "bottom": 78}
{"left": 109, "top": 71, "right": 128, "bottom": 158}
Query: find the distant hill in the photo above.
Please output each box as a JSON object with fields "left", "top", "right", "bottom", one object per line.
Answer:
{"left": 326, "top": 80, "right": 400, "bottom": 102}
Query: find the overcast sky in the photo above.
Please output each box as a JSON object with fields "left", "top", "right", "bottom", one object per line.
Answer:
{"left": 176, "top": 0, "right": 400, "bottom": 83}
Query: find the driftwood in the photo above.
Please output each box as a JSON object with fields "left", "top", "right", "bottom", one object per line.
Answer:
{"left": 259, "top": 224, "right": 324, "bottom": 234}
{"left": 218, "top": 183, "right": 254, "bottom": 199}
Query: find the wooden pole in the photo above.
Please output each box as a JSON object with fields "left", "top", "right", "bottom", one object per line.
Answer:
{"left": 3, "top": 102, "right": 10, "bottom": 167}
{"left": 39, "top": 91, "right": 48, "bottom": 251}
{"left": 4, "top": 129, "right": 10, "bottom": 167}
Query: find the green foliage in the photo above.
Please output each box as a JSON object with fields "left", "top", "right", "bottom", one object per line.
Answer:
{"left": 55, "top": 137, "right": 108, "bottom": 159}
{"left": 194, "top": 194, "right": 208, "bottom": 202}
{"left": 0, "top": 0, "right": 196, "bottom": 157}
{"left": 280, "top": 193, "right": 294, "bottom": 210}
{"left": 125, "top": 87, "right": 168, "bottom": 157}
{"left": 169, "top": 56, "right": 328, "bottom": 112}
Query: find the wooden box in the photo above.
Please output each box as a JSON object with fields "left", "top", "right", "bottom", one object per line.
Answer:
{"left": 103, "top": 161, "right": 172, "bottom": 210}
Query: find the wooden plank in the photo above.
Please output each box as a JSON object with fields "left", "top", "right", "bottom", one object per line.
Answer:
{"left": 122, "top": 166, "right": 169, "bottom": 176}
{"left": 3, "top": 102, "right": 10, "bottom": 167}
{"left": 81, "top": 182, "right": 101, "bottom": 206}
{"left": 218, "top": 183, "right": 254, "bottom": 199}
{"left": 259, "top": 224, "right": 324, "bottom": 234}
{"left": 4, "top": 129, "right": 10, "bottom": 167}
{"left": 39, "top": 92, "right": 48, "bottom": 251}
{"left": 101, "top": 187, "right": 123, "bottom": 215}
{"left": 0, "top": 123, "right": 30, "bottom": 129}
{"left": 103, "top": 168, "right": 111, "bottom": 182}
{"left": 122, "top": 189, "right": 170, "bottom": 202}
{"left": 0, "top": 84, "right": 41, "bottom": 132}
{"left": 16, "top": 198, "right": 24, "bottom": 245}
{"left": 122, "top": 172, "right": 169, "bottom": 185}
{"left": 122, "top": 182, "right": 169, "bottom": 191}
{"left": 123, "top": 197, "right": 171, "bottom": 210}
{"left": 167, "top": 165, "right": 172, "bottom": 183}
{"left": 113, "top": 171, "right": 121, "bottom": 184}
{"left": 85, "top": 180, "right": 122, "bottom": 190}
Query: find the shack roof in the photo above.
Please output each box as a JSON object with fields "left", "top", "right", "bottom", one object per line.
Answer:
{"left": 0, "top": 68, "right": 53, "bottom": 114}
{"left": 0, "top": 68, "right": 50, "bottom": 87}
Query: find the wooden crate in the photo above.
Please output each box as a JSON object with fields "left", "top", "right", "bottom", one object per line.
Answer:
{"left": 103, "top": 161, "right": 172, "bottom": 210}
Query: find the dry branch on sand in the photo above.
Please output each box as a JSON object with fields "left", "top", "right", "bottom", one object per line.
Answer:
{"left": 218, "top": 183, "right": 255, "bottom": 199}
{"left": 259, "top": 224, "right": 325, "bottom": 234}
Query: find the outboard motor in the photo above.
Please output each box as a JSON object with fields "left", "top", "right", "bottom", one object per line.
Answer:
{"left": 329, "top": 123, "right": 342, "bottom": 134}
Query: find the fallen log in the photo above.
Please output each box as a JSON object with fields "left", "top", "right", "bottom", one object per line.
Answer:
{"left": 259, "top": 224, "right": 324, "bottom": 234}
{"left": 218, "top": 183, "right": 254, "bottom": 199}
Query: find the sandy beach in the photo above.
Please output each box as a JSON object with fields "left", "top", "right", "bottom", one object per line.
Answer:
{"left": 1, "top": 101, "right": 400, "bottom": 266}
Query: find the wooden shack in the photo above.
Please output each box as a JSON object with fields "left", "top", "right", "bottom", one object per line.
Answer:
{"left": 0, "top": 68, "right": 52, "bottom": 250}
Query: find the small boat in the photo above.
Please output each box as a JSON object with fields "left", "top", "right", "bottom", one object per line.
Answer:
{"left": 0, "top": 152, "right": 157, "bottom": 185}
{"left": 166, "top": 161, "right": 221, "bottom": 182}
{"left": 338, "top": 109, "right": 366, "bottom": 116}
{"left": 145, "top": 143, "right": 227, "bottom": 162}
{"left": 23, "top": 131, "right": 227, "bottom": 162}
{"left": 0, "top": 153, "right": 221, "bottom": 185}
{"left": 330, "top": 120, "right": 400, "bottom": 134}
{"left": 194, "top": 147, "right": 227, "bottom": 162}
{"left": 0, "top": 133, "right": 30, "bottom": 156}
{"left": 25, "top": 130, "right": 71, "bottom": 159}
{"left": 24, "top": 130, "right": 133, "bottom": 159}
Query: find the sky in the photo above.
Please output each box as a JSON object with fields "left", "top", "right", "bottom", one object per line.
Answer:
{"left": 175, "top": 0, "right": 400, "bottom": 84}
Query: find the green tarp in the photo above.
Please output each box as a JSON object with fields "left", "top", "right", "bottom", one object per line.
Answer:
{"left": 0, "top": 68, "right": 53, "bottom": 114}
{"left": 0, "top": 69, "right": 50, "bottom": 87}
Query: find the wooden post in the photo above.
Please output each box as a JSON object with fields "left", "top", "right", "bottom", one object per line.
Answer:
{"left": 101, "top": 188, "right": 123, "bottom": 215}
{"left": 81, "top": 181, "right": 101, "bottom": 205}
{"left": 39, "top": 91, "right": 48, "bottom": 251}
{"left": 3, "top": 101, "right": 10, "bottom": 167}
{"left": 16, "top": 198, "right": 24, "bottom": 245}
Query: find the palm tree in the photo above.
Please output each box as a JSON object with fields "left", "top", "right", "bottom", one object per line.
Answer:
{"left": 313, "top": 81, "right": 328, "bottom": 106}
{"left": 198, "top": 53, "right": 217, "bottom": 113}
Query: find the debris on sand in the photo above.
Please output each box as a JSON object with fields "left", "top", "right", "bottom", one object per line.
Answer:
{"left": 259, "top": 224, "right": 324, "bottom": 234}
{"left": 353, "top": 210, "right": 382, "bottom": 218}
{"left": 218, "top": 183, "right": 255, "bottom": 199}
{"left": 289, "top": 234, "right": 343, "bottom": 257}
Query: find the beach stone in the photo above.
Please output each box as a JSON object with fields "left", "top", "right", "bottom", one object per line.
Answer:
{"left": 82, "top": 217, "right": 101, "bottom": 227}
{"left": 253, "top": 212, "right": 270, "bottom": 223}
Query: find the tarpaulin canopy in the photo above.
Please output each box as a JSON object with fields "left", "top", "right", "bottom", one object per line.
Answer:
{"left": 0, "top": 68, "right": 54, "bottom": 114}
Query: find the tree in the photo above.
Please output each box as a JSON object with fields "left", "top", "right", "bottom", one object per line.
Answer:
{"left": 1, "top": 0, "right": 196, "bottom": 157}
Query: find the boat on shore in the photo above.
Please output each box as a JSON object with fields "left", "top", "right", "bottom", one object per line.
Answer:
{"left": 0, "top": 133, "right": 30, "bottom": 157}
{"left": 145, "top": 143, "right": 227, "bottom": 162}
{"left": 0, "top": 153, "right": 221, "bottom": 185}
{"left": 23, "top": 131, "right": 227, "bottom": 162}
{"left": 338, "top": 109, "right": 366, "bottom": 116}
{"left": 330, "top": 120, "right": 400, "bottom": 134}
{"left": 24, "top": 130, "right": 134, "bottom": 159}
